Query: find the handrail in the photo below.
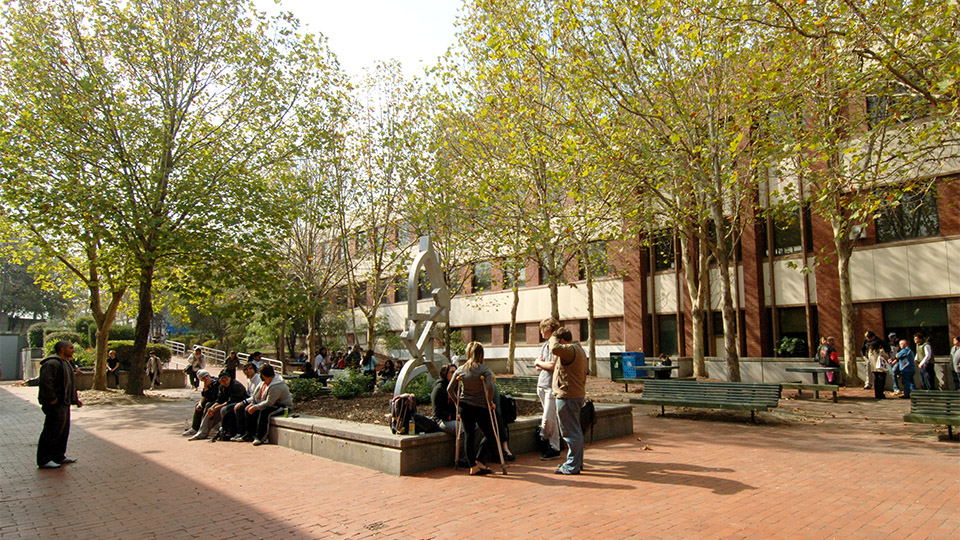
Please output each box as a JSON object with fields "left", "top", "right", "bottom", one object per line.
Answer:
{"left": 165, "top": 340, "right": 283, "bottom": 374}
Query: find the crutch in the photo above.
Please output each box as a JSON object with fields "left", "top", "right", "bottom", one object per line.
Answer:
{"left": 480, "top": 375, "right": 508, "bottom": 475}
{"left": 454, "top": 376, "right": 463, "bottom": 470}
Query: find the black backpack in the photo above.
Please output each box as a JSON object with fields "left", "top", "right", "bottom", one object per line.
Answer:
{"left": 500, "top": 395, "right": 517, "bottom": 424}
{"left": 580, "top": 400, "right": 596, "bottom": 444}
{"left": 390, "top": 394, "right": 416, "bottom": 434}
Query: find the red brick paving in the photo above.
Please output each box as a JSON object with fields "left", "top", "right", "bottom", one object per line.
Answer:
{"left": 1, "top": 382, "right": 958, "bottom": 539}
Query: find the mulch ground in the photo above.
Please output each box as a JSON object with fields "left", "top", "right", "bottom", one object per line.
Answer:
{"left": 295, "top": 390, "right": 544, "bottom": 424}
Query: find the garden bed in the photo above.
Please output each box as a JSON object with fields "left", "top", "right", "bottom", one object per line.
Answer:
{"left": 294, "top": 392, "right": 543, "bottom": 424}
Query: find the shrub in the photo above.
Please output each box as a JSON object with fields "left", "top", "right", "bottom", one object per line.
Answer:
{"left": 330, "top": 370, "right": 373, "bottom": 400}
{"left": 28, "top": 323, "right": 47, "bottom": 347}
{"left": 74, "top": 316, "right": 95, "bottom": 334}
{"left": 378, "top": 378, "right": 396, "bottom": 394}
{"left": 404, "top": 374, "right": 433, "bottom": 404}
{"left": 287, "top": 379, "right": 328, "bottom": 402}
{"left": 105, "top": 341, "right": 173, "bottom": 370}
{"left": 109, "top": 325, "right": 136, "bottom": 341}
{"left": 72, "top": 348, "right": 96, "bottom": 367}
{"left": 44, "top": 331, "right": 82, "bottom": 351}
{"left": 202, "top": 339, "right": 219, "bottom": 350}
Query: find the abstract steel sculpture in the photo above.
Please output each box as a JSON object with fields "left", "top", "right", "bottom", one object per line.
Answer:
{"left": 394, "top": 236, "right": 450, "bottom": 397}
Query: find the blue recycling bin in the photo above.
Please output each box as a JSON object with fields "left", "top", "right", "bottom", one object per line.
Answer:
{"left": 622, "top": 352, "right": 646, "bottom": 378}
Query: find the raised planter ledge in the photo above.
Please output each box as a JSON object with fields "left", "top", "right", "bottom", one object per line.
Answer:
{"left": 269, "top": 402, "right": 634, "bottom": 476}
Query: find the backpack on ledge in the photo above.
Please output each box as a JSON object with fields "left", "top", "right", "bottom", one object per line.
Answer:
{"left": 390, "top": 393, "right": 416, "bottom": 434}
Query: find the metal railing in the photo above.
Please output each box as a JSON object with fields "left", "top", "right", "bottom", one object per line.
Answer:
{"left": 165, "top": 340, "right": 284, "bottom": 374}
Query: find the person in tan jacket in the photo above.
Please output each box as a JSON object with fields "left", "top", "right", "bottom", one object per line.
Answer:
{"left": 549, "top": 327, "right": 587, "bottom": 475}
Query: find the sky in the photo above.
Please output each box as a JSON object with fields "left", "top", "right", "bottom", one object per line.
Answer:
{"left": 256, "top": 0, "right": 463, "bottom": 80}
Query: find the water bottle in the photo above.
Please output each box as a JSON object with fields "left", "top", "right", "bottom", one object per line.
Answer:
{"left": 408, "top": 416, "right": 415, "bottom": 435}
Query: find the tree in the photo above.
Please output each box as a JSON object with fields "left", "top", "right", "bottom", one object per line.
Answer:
{"left": 747, "top": 0, "right": 956, "bottom": 383}
{"left": 335, "top": 62, "right": 427, "bottom": 349}
{"left": 0, "top": 252, "right": 71, "bottom": 331}
{"left": 0, "top": 0, "right": 343, "bottom": 394}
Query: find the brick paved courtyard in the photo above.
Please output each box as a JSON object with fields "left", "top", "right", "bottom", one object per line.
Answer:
{"left": 1, "top": 381, "right": 957, "bottom": 539}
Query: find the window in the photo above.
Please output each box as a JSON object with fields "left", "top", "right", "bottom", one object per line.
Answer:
{"left": 503, "top": 323, "right": 526, "bottom": 344}
{"left": 652, "top": 231, "right": 675, "bottom": 271}
{"left": 473, "top": 325, "right": 492, "bottom": 344}
{"left": 775, "top": 307, "right": 812, "bottom": 357}
{"left": 866, "top": 82, "right": 927, "bottom": 128}
{"left": 763, "top": 206, "right": 814, "bottom": 257}
{"left": 539, "top": 260, "right": 550, "bottom": 285}
{"left": 579, "top": 318, "right": 610, "bottom": 342}
{"left": 417, "top": 271, "right": 431, "bottom": 300}
{"left": 472, "top": 261, "right": 492, "bottom": 292}
{"left": 884, "top": 299, "right": 949, "bottom": 353}
{"left": 875, "top": 189, "right": 939, "bottom": 243}
{"left": 657, "top": 315, "right": 678, "bottom": 356}
{"left": 503, "top": 262, "right": 525, "bottom": 289}
{"left": 394, "top": 276, "right": 408, "bottom": 303}
{"left": 578, "top": 241, "right": 609, "bottom": 280}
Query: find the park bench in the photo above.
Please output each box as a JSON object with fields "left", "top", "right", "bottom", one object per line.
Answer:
{"left": 780, "top": 382, "right": 840, "bottom": 403}
{"left": 497, "top": 376, "right": 539, "bottom": 399}
{"left": 629, "top": 379, "right": 781, "bottom": 423}
{"left": 902, "top": 390, "right": 960, "bottom": 439}
{"left": 612, "top": 376, "right": 694, "bottom": 393}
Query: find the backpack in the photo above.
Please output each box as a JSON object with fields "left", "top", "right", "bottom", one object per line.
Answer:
{"left": 816, "top": 345, "right": 835, "bottom": 367}
{"left": 580, "top": 400, "right": 596, "bottom": 444}
{"left": 534, "top": 425, "right": 551, "bottom": 454}
{"left": 390, "top": 393, "right": 416, "bottom": 434}
{"left": 500, "top": 395, "right": 517, "bottom": 424}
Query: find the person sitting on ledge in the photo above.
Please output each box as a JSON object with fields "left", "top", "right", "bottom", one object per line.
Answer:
{"left": 242, "top": 364, "right": 292, "bottom": 446}
{"left": 190, "top": 370, "right": 248, "bottom": 441}
{"left": 182, "top": 370, "right": 216, "bottom": 437}
{"left": 300, "top": 362, "right": 319, "bottom": 379}
{"left": 656, "top": 354, "right": 672, "bottom": 379}
{"left": 225, "top": 362, "right": 261, "bottom": 442}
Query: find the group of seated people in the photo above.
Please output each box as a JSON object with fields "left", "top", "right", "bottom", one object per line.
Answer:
{"left": 180, "top": 362, "right": 292, "bottom": 446}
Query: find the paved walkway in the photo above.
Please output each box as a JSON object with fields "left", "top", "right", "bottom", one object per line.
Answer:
{"left": 1, "top": 382, "right": 957, "bottom": 539}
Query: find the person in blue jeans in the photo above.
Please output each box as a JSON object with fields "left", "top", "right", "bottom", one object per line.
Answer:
{"left": 549, "top": 327, "right": 588, "bottom": 475}
{"left": 895, "top": 339, "right": 917, "bottom": 398}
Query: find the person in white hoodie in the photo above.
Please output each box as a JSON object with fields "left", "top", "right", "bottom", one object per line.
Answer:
{"left": 242, "top": 364, "right": 292, "bottom": 446}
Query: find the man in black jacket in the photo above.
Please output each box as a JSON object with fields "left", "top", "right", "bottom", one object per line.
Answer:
{"left": 37, "top": 341, "right": 83, "bottom": 469}
{"left": 190, "top": 371, "right": 248, "bottom": 441}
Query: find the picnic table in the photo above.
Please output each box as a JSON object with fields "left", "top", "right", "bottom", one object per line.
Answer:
{"left": 612, "top": 365, "right": 680, "bottom": 392}
{"left": 784, "top": 366, "right": 840, "bottom": 401}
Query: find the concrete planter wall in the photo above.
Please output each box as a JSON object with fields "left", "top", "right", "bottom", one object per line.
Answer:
{"left": 73, "top": 370, "right": 186, "bottom": 390}
{"left": 270, "top": 401, "right": 634, "bottom": 476}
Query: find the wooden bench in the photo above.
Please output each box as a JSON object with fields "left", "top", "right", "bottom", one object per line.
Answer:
{"left": 613, "top": 376, "right": 694, "bottom": 393}
{"left": 629, "top": 379, "right": 781, "bottom": 423}
{"left": 903, "top": 390, "right": 960, "bottom": 439}
{"left": 497, "top": 376, "right": 539, "bottom": 399}
{"left": 780, "top": 381, "right": 840, "bottom": 403}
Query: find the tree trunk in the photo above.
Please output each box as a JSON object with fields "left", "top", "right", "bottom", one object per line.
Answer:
{"left": 549, "top": 278, "right": 560, "bottom": 321}
{"left": 126, "top": 265, "right": 154, "bottom": 396}
{"left": 366, "top": 312, "right": 377, "bottom": 352}
{"left": 586, "top": 268, "right": 597, "bottom": 376}
{"left": 836, "top": 242, "right": 859, "bottom": 386}
{"left": 712, "top": 204, "right": 741, "bottom": 382}
{"left": 306, "top": 305, "right": 317, "bottom": 363}
{"left": 91, "top": 290, "right": 123, "bottom": 391}
{"left": 679, "top": 229, "right": 708, "bottom": 378}
{"left": 278, "top": 316, "right": 286, "bottom": 365}
{"left": 508, "top": 284, "right": 519, "bottom": 374}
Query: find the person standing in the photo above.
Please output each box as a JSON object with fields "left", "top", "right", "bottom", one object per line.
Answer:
{"left": 447, "top": 341, "right": 498, "bottom": 476}
{"left": 860, "top": 331, "right": 889, "bottom": 390}
{"left": 145, "top": 352, "right": 163, "bottom": 390}
{"left": 895, "top": 340, "right": 917, "bottom": 398}
{"left": 887, "top": 333, "right": 903, "bottom": 395}
{"left": 914, "top": 333, "right": 937, "bottom": 390}
{"left": 816, "top": 337, "right": 840, "bottom": 384}
{"left": 949, "top": 336, "right": 960, "bottom": 390}
{"left": 549, "top": 326, "right": 588, "bottom": 475}
{"left": 360, "top": 349, "right": 378, "bottom": 377}
{"left": 186, "top": 347, "right": 204, "bottom": 389}
{"left": 106, "top": 350, "right": 121, "bottom": 388}
{"left": 224, "top": 351, "right": 240, "bottom": 380}
{"left": 37, "top": 340, "right": 82, "bottom": 469}
{"left": 534, "top": 317, "right": 562, "bottom": 461}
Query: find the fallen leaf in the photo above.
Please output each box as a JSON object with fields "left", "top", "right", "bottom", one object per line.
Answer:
{"left": 641, "top": 445, "right": 652, "bottom": 451}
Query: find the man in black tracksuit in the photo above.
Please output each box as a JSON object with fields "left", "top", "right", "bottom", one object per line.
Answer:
{"left": 37, "top": 341, "right": 83, "bottom": 469}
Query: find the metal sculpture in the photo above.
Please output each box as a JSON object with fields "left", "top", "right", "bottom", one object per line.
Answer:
{"left": 394, "top": 236, "right": 450, "bottom": 397}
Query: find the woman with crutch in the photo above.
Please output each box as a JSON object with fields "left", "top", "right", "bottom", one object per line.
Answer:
{"left": 447, "top": 341, "right": 502, "bottom": 476}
